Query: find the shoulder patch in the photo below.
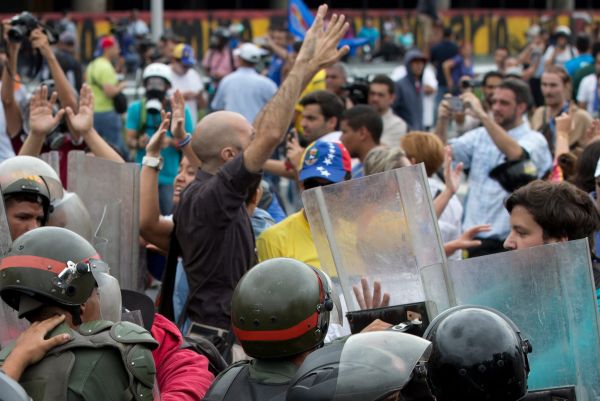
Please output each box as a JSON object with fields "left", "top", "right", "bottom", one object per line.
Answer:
{"left": 110, "top": 321, "right": 158, "bottom": 349}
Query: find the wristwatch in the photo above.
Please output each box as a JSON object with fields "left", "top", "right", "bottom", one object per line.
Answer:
{"left": 142, "top": 156, "right": 163, "bottom": 171}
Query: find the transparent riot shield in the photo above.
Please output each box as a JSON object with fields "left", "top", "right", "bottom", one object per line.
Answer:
{"left": 447, "top": 240, "right": 600, "bottom": 401}
{"left": 67, "top": 151, "right": 140, "bottom": 291}
{"left": 302, "top": 164, "right": 453, "bottom": 330}
{"left": 0, "top": 195, "right": 28, "bottom": 347}
{"left": 47, "top": 191, "right": 94, "bottom": 242}
{"left": 40, "top": 150, "right": 61, "bottom": 177}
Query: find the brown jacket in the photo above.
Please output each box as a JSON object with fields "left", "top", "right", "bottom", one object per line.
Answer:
{"left": 530, "top": 104, "right": 592, "bottom": 153}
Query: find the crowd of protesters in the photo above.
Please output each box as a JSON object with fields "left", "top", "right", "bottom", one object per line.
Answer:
{"left": 0, "top": 4, "right": 599, "bottom": 401}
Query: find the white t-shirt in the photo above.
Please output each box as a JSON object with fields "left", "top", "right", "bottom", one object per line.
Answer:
{"left": 542, "top": 45, "right": 578, "bottom": 66}
{"left": 169, "top": 68, "right": 204, "bottom": 124}
{"left": 577, "top": 73, "right": 597, "bottom": 115}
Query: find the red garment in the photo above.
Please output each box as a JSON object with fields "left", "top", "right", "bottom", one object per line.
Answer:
{"left": 151, "top": 313, "right": 214, "bottom": 401}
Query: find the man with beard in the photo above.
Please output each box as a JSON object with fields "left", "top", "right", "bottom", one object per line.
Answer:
{"left": 435, "top": 79, "right": 552, "bottom": 257}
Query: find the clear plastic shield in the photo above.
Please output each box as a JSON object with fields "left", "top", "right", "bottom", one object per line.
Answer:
{"left": 67, "top": 151, "right": 140, "bottom": 291}
{"left": 0, "top": 192, "right": 28, "bottom": 347}
{"left": 302, "top": 164, "right": 452, "bottom": 318}
{"left": 47, "top": 191, "right": 94, "bottom": 242}
{"left": 447, "top": 240, "right": 600, "bottom": 401}
{"left": 40, "top": 150, "right": 61, "bottom": 177}
{"left": 334, "top": 331, "right": 432, "bottom": 401}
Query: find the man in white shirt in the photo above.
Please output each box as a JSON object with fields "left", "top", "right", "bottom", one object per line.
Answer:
{"left": 170, "top": 44, "right": 205, "bottom": 123}
{"left": 577, "top": 48, "right": 600, "bottom": 116}
{"left": 368, "top": 75, "right": 407, "bottom": 147}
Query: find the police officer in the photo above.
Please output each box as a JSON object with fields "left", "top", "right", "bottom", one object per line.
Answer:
{"left": 285, "top": 331, "right": 433, "bottom": 401}
{"left": 0, "top": 227, "right": 158, "bottom": 401}
{"left": 424, "top": 306, "right": 532, "bottom": 401}
{"left": 0, "top": 155, "right": 63, "bottom": 240}
{"left": 203, "top": 257, "right": 335, "bottom": 401}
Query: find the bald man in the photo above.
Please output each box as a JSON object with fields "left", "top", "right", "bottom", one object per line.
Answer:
{"left": 169, "top": 5, "right": 350, "bottom": 354}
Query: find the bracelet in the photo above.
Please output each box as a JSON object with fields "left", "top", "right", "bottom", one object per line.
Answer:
{"left": 176, "top": 134, "right": 192, "bottom": 149}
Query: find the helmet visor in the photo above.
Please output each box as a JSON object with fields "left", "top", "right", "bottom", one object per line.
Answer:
{"left": 334, "top": 331, "right": 432, "bottom": 400}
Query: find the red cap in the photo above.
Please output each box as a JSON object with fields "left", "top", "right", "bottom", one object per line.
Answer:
{"left": 100, "top": 36, "right": 117, "bottom": 50}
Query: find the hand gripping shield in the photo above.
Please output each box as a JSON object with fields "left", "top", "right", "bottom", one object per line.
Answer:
{"left": 302, "top": 164, "right": 454, "bottom": 332}
{"left": 67, "top": 151, "right": 141, "bottom": 291}
{"left": 446, "top": 240, "right": 600, "bottom": 401}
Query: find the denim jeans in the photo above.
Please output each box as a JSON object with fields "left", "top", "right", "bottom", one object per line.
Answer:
{"left": 93, "top": 110, "right": 128, "bottom": 159}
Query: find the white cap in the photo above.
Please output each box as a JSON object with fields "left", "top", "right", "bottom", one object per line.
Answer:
{"left": 594, "top": 158, "right": 600, "bottom": 179}
{"left": 555, "top": 25, "right": 571, "bottom": 37}
{"left": 233, "top": 43, "right": 268, "bottom": 64}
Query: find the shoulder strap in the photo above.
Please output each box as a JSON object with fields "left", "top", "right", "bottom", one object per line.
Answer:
{"left": 203, "top": 362, "right": 250, "bottom": 401}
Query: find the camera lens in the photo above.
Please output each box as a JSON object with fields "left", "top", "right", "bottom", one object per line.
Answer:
{"left": 7, "top": 26, "right": 26, "bottom": 43}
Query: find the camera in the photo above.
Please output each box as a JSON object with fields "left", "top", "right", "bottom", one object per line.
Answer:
{"left": 343, "top": 77, "right": 370, "bottom": 105}
{"left": 461, "top": 79, "right": 481, "bottom": 90}
{"left": 8, "top": 12, "right": 40, "bottom": 43}
{"left": 449, "top": 96, "right": 464, "bottom": 113}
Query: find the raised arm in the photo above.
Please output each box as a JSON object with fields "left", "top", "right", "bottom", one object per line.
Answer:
{"left": 244, "top": 4, "right": 349, "bottom": 173}
{"left": 30, "top": 28, "right": 78, "bottom": 114}
{"left": 1, "top": 20, "right": 22, "bottom": 137}
{"left": 65, "top": 83, "right": 124, "bottom": 163}
{"left": 19, "top": 85, "right": 65, "bottom": 156}
{"left": 139, "top": 110, "right": 174, "bottom": 253}
{"left": 461, "top": 91, "right": 524, "bottom": 160}
{"left": 170, "top": 90, "right": 202, "bottom": 168}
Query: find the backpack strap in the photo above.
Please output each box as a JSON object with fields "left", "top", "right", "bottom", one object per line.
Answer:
{"left": 203, "top": 361, "right": 250, "bottom": 401}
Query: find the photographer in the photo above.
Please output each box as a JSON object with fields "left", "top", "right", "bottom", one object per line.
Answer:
{"left": 125, "top": 63, "right": 195, "bottom": 214}
{"left": 1, "top": 14, "right": 81, "bottom": 181}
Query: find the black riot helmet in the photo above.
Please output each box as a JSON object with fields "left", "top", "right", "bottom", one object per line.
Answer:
{"left": 286, "top": 331, "right": 433, "bottom": 401}
{"left": 423, "top": 306, "right": 532, "bottom": 401}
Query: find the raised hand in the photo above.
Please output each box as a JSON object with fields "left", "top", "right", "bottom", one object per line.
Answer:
{"left": 443, "top": 145, "right": 463, "bottom": 194}
{"left": 353, "top": 277, "right": 391, "bottom": 310}
{"left": 65, "top": 83, "right": 94, "bottom": 137}
{"left": 29, "top": 85, "right": 65, "bottom": 137}
{"left": 2, "top": 314, "right": 71, "bottom": 380}
{"left": 146, "top": 110, "right": 171, "bottom": 157}
{"left": 555, "top": 112, "right": 572, "bottom": 138}
{"left": 29, "top": 28, "right": 52, "bottom": 59}
{"left": 170, "top": 90, "right": 187, "bottom": 141}
{"left": 295, "top": 4, "right": 350, "bottom": 74}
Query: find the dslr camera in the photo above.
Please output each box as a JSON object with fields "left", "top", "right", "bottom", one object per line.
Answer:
{"left": 8, "top": 12, "right": 40, "bottom": 43}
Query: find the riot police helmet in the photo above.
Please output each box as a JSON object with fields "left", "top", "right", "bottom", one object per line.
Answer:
{"left": 423, "top": 305, "right": 532, "bottom": 401}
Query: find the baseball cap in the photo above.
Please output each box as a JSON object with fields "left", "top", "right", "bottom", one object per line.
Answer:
{"left": 233, "top": 43, "right": 268, "bottom": 64}
{"left": 299, "top": 140, "right": 352, "bottom": 183}
{"left": 173, "top": 43, "right": 196, "bottom": 67}
{"left": 100, "top": 36, "right": 117, "bottom": 49}
{"left": 59, "top": 31, "right": 76, "bottom": 45}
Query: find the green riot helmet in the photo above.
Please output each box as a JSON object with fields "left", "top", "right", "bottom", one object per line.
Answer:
{"left": 0, "top": 156, "right": 64, "bottom": 225}
{"left": 231, "top": 258, "right": 334, "bottom": 359}
{"left": 0, "top": 227, "right": 122, "bottom": 324}
{"left": 423, "top": 306, "right": 532, "bottom": 401}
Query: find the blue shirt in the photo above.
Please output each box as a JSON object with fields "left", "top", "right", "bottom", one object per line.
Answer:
{"left": 125, "top": 100, "right": 194, "bottom": 185}
{"left": 211, "top": 67, "right": 278, "bottom": 123}
{"left": 450, "top": 122, "right": 552, "bottom": 239}
{"left": 564, "top": 54, "right": 594, "bottom": 76}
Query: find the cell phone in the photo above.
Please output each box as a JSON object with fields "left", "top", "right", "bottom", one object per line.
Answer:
{"left": 287, "top": 129, "right": 297, "bottom": 143}
{"left": 449, "top": 96, "right": 464, "bottom": 113}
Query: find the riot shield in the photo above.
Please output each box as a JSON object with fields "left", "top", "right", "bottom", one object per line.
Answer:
{"left": 0, "top": 185, "right": 29, "bottom": 347}
{"left": 0, "top": 371, "right": 29, "bottom": 401}
{"left": 67, "top": 151, "right": 141, "bottom": 291}
{"left": 40, "top": 150, "right": 61, "bottom": 177}
{"left": 47, "top": 191, "right": 94, "bottom": 242}
{"left": 302, "top": 164, "right": 453, "bottom": 326}
{"left": 446, "top": 240, "right": 600, "bottom": 401}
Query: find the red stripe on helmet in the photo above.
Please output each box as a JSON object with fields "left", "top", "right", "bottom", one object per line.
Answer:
{"left": 233, "top": 313, "right": 319, "bottom": 342}
{"left": 0, "top": 254, "right": 100, "bottom": 274}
